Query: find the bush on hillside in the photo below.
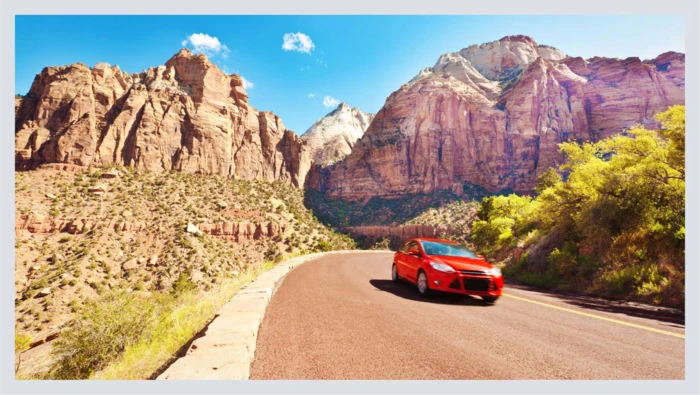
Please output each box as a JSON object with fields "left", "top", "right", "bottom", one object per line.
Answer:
{"left": 473, "top": 106, "right": 685, "bottom": 307}
{"left": 48, "top": 291, "right": 172, "bottom": 379}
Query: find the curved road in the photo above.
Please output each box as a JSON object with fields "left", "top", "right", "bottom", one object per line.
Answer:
{"left": 250, "top": 252, "right": 684, "bottom": 380}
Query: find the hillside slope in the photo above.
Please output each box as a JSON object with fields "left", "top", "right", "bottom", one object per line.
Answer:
{"left": 14, "top": 165, "right": 354, "bottom": 376}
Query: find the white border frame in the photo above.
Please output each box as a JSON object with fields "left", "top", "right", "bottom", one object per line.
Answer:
{"left": 2, "top": 1, "right": 698, "bottom": 394}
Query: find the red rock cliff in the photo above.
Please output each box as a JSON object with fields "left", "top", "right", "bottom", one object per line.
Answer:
{"left": 316, "top": 36, "right": 685, "bottom": 200}
{"left": 15, "top": 49, "right": 311, "bottom": 187}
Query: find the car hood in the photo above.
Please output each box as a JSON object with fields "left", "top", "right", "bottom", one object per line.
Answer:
{"left": 429, "top": 255, "right": 492, "bottom": 272}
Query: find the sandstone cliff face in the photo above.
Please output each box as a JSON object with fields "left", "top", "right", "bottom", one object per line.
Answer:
{"left": 317, "top": 36, "right": 685, "bottom": 201}
{"left": 15, "top": 213, "right": 282, "bottom": 242}
{"left": 301, "top": 103, "right": 374, "bottom": 166}
{"left": 345, "top": 224, "right": 456, "bottom": 250}
{"left": 345, "top": 224, "right": 455, "bottom": 241}
{"left": 15, "top": 49, "right": 311, "bottom": 187}
{"left": 461, "top": 35, "right": 567, "bottom": 81}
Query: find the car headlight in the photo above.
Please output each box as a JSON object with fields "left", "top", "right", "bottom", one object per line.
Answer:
{"left": 490, "top": 267, "right": 502, "bottom": 276}
{"left": 430, "top": 261, "right": 456, "bottom": 273}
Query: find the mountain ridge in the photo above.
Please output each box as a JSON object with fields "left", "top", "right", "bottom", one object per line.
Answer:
{"left": 15, "top": 48, "right": 312, "bottom": 187}
{"left": 310, "top": 35, "right": 685, "bottom": 202}
{"left": 301, "top": 102, "right": 374, "bottom": 167}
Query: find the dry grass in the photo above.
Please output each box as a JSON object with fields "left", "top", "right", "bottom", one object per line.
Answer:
{"left": 92, "top": 260, "right": 273, "bottom": 380}
{"left": 14, "top": 165, "right": 355, "bottom": 378}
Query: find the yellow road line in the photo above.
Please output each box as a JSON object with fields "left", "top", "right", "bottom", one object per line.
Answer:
{"left": 503, "top": 293, "right": 685, "bottom": 339}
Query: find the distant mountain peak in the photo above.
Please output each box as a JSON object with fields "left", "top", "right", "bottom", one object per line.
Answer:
{"left": 409, "top": 36, "right": 568, "bottom": 85}
{"left": 302, "top": 104, "right": 375, "bottom": 167}
{"left": 498, "top": 34, "right": 538, "bottom": 46}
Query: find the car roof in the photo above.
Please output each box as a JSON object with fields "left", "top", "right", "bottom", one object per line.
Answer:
{"left": 410, "top": 237, "right": 459, "bottom": 244}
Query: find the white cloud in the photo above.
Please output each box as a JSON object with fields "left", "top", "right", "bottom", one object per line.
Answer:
{"left": 241, "top": 76, "right": 254, "bottom": 90}
{"left": 282, "top": 32, "right": 315, "bottom": 54}
{"left": 323, "top": 96, "right": 339, "bottom": 108}
{"left": 182, "top": 33, "right": 231, "bottom": 58}
{"left": 308, "top": 93, "right": 315, "bottom": 98}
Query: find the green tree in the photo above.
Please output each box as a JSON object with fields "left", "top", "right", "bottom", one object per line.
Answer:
{"left": 471, "top": 106, "right": 685, "bottom": 306}
{"left": 534, "top": 168, "right": 562, "bottom": 194}
{"left": 472, "top": 194, "right": 535, "bottom": 255}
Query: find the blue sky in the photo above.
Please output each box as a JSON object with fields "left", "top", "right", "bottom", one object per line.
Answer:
{"left": 15, "top": 15, "right": 684, "bottom": 134}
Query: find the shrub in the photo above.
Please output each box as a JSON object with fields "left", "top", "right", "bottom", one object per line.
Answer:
{"left": 316, "top": 240, "right": 333, "bottom": 252}
{"left": 48, "top": 291, "right": 167, "bottom": 379}
{"left": 480, "top": 106, "right": 685, "bottom": 307}
{"left": 15, "top": 333, "right": 32, "bottom": 353}
{"left": 370, "top": 237, "right": 391, "bottom": 251}
{"left": 171, "top": 272, "right": 196, "bottom": 296}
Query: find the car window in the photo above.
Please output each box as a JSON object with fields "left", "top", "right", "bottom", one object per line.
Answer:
{"left": 399, "top": 242, "right": 410, "bottom": 253}
{"left": 420, "top": 241, "right": 477, "bottom": 258}
{"left": 407, "top": 241, "right": 419, "bottom": 252}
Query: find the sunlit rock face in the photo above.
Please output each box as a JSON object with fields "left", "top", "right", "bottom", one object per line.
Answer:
{"left": 314, "top": 35, "right": 685, "bottom": 200}
{"left": 15, "top": 49, "right": 311, "bottom": 187}
{"left": 301, "top": 102, "right": 374, "bottom": 167}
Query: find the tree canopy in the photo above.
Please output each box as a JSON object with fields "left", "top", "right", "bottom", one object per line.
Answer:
{"left": 472, "top": 106, "right": 685, "bottom": 307}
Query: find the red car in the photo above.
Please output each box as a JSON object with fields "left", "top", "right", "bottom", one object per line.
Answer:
{"left": 392, "top": 238, "right": 503, "bottom": 303}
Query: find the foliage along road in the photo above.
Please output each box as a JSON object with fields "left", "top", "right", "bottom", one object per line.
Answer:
{"left": 250, "top": 252, "right": 684, "bottom": 380}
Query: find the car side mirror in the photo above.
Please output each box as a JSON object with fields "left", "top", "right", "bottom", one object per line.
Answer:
{"left": 408, "top": 249, "right": 421, "bottom": 257}
{"left": 476, "top": 254, "right": 485, "bottom": 259}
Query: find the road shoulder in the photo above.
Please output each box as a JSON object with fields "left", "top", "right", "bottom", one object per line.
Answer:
{"left": 155, "top": 250, "right": 389, "bottom": 380}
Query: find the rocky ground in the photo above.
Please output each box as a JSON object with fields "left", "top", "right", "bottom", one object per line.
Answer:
{"left": 14, "top": 165, "right": 354, "bottom": 351}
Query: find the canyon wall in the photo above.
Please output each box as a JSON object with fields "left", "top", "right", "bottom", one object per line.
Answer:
{"left": 15, "top": 49, "right": 312, "bottom": 187}
{"left": 314, "top": 35, "right": 685, "bottom": 201}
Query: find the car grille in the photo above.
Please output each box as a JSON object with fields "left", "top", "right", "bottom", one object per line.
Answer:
{"left": 458, "top": 270, "right": 488, "bottom": 275}
{"left": 463, "top": 278, "right": 491, "bottom": 292}
{"left": 448, "top": 278, "right": 461, "bottom": 290}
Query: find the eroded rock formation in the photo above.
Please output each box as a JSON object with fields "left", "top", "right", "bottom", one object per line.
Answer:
{"left": 301, "top": 102, "right": 374, "bottom": 166}
{"left": 15, "top": 214, "right": 147, "bottom": 234}
{"left": 345, "top": 224, "right": 455, "bottom": 241}
{"left": 314, "top": 36, "right": 685, "bottom": 201}
{"left": 15, "top": 214, "right": 281, "bottom": 242}
{"left": 196, "top": 221, "right": 284, "bottom": 242}
{"left": 15, "top": 49, "right": 311, "bottom": 187}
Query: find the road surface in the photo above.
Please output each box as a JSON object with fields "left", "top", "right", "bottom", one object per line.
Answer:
{"left": 250, "top": 252, "right": 685, "bottom": 380}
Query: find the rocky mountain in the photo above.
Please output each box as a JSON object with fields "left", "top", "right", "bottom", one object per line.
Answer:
{"left": 301, "top": 103, "right": 374, "bottom": 166}
{"left": 311, "top": 35, "right": 685, "bottom": 201}
{"left": 15, "top": 49, "right": 311, "bottom": 187}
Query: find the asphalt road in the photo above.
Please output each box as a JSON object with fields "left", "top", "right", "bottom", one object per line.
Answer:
{"left": 249, "top": 252, "right": 685, "bottom": 380}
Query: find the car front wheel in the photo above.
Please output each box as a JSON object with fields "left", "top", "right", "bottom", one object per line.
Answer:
{"left": 482, "top": 295, "right": 499, "bottom": 304}
{"left": 417, "top": 271, "right": 430, "bottom": 297}
{"left": 391, "top": 264, "right": 399, "bottom": 282}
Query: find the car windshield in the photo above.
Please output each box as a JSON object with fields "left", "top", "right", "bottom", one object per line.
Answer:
{"left": 420, "top": 241, "right": 477, "bottom": 258}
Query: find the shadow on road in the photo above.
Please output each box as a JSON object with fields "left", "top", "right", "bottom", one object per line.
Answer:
{"left": 505, "top": 282, "right": 685, "bottom": 327}
{"left": 369, "top": 279, "right": 493, "bottom": 307}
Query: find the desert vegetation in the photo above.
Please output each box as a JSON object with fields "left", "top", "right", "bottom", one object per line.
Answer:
{"left": 470, "top": 106, "right": 685, "bottom": 307}
{"left": 306, "top": 182, "right": 495, "bottom": 228}
{"left": 14, "top": 167, "right": 354, "bottom": 378}
{"left": 404, "top": 200, "right": 480, "bottom": 245}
